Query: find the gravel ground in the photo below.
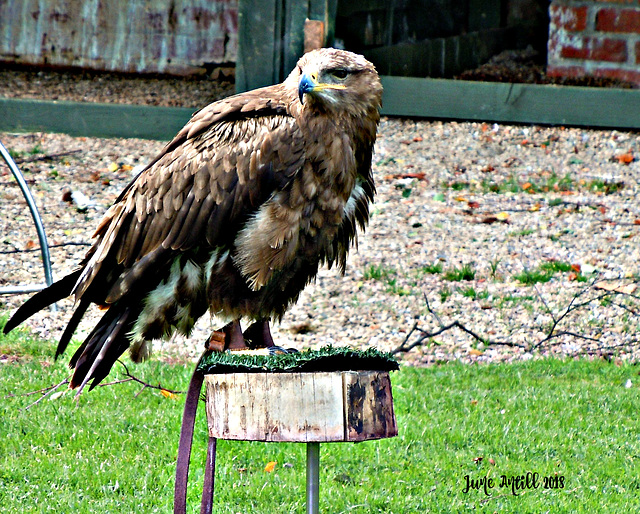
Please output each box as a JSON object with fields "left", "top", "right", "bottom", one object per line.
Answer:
{"left": 0, "top": 66, "right": 235, "bottom": 108}
{"left": 2, "top": 86, "right": 640, "bottom": 367}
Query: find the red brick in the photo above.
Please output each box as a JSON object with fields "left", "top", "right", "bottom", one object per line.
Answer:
{"left": 550, "top": 5, "right": 589, "bottom": 32}
{"left": 560, "top": 37, "right": 628, "bottom": 62}
{"left": 596, "top": 8, "right": 640, "bottom": 33}
{"left": 636, "top": 41, "right": 640, "bottom": 63}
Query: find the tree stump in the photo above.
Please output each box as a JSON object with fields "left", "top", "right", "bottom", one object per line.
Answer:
{"left": 175, "top": 348, "right": 399, "bottom": 514}
{"left": 204, "top": 370, "right": 397, "bottom": 442}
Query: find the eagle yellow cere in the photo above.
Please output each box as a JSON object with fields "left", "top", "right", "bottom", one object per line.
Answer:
{"left": 4, "top": 48, "right": 383, "bottom": 393}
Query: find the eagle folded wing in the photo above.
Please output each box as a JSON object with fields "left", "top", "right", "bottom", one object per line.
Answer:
{"left": 74, "top": 98, "right": 306, "bottom": 306}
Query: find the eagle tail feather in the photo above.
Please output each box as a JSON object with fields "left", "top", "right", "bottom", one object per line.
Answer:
{"left": 2, "top": 270, "right": 82, "bottom": 334}
{"left": 69, "top": 304, "right": 134, "bottom": 392}
{"left": 55, "top": 298, "right": 91, "bottom": 359}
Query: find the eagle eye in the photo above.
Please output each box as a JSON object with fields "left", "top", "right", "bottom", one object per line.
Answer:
{"left": 330, "top": 68, "right": 349, "bottom": 80}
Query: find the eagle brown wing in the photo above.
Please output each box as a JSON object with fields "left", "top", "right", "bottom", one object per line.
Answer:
{"left": 4, "top": 88, "right": 307, "bottom": 390}
{"left": 74, "top": 88, "right": 306, "bottom": 305}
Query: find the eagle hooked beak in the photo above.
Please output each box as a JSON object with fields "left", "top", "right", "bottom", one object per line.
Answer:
{"left": 298, "top": 70, "right": 346, "bottom": 104}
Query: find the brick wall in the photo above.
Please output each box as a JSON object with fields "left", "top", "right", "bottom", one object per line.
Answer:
{"left": 548, "top": 0, "right": 640, "bottom": 86}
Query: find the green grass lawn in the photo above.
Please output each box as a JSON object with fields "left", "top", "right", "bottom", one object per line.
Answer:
{"left": 2, "top": 318, "right": 640, "bottom": 512}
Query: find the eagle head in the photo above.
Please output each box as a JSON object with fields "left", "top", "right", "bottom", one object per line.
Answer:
{"left": 290, "top": 48, "right": 382, "bottom": 116}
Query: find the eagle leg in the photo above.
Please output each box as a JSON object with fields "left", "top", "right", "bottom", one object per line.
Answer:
{"left": 207, "top": 319, "right": 248, "bottom": 352}
{"left": 224, "top": 319, "right": 247, "bottom": 350}
{"left": 242, "top": 318, "right": 275, "bottom": 349}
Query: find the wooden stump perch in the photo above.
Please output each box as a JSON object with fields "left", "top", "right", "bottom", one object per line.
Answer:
{"left": 205, "top": 370, "right": 397, "bottom": 442}
{"left": 175, "top": 347, "right": 399, "bottom": 513}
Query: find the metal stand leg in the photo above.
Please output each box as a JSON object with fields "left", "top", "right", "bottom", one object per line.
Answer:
{"left": 306, "top": 442, "right": 320, "bottom": 514}
{"left": 0, "top": 141, "right": 54, "bottom": 297}
{"left": 200, "top": 437, "right": 216, "bottom": 514}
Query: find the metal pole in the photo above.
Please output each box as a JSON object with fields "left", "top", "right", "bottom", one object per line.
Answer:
{"left": 306, "top": 442, "right": 320, "bottom": 514}
{"left": 200, "top": 437, "right": 217, "bottom": 514}
{"left": 0, "top": 140, "right": 54, "bottom": 296}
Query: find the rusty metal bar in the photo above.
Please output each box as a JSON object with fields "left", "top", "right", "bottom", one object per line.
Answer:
{"left": 0, "top": 140, "right": 54, "bottom": 295}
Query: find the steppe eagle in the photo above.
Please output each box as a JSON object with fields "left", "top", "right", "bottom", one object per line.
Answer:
{"left": 4, "top": 48, "right": 383, "bottom": 392}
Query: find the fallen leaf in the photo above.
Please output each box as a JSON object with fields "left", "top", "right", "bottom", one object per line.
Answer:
{"left": 160, "top": 389, "right": 178, "bottom": 400}
{"left": 454, "top": 196, "right": 467, "bottom": 202}
{"left": 571, "top": 264, "right": 581, "bottom": 273}
{"left": 469, "top": 349, "right": 483, "bottom": 356}
{"left": 473, "top": 456, "right": 483, "bottom": 464}
{"left": 489, "top": 458, "right": 496, "bottom": 466}
{"left": 617, "top": 152, "right": 634, "bottom": 164}
{"left": 264, "top": 461, "right": 277, "bottom": 473}
{"left": 413, "top": 136, "right": 423, "bottom": 142}
{"left": 496, "top": 212, "right": 510, "bottom": 221}
{"left": 568, "top": 272, "right": 578, "bottom": 281}
{"left": 24, "top": 239, "right": 36, "bottom": 250}
{"left": 470, "top": 399, "right": 478, "bottom": 406}
{"left": 393, "top": 172, "right": 426, "bottom": 180}
{"left": 108, "top": 162, "right": 119, "bottom": 172}
{"left": 522, "top": 182, "right": 532, "bottom": 190}
{"left": 594, "top": 282, "right": 637, "bottom": 294}
{"left": 467, "top": 201, "right": 480, "bottom": 209}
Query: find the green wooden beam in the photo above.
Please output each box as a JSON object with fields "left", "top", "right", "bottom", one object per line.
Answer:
{"left": 0, "top": 98, "right": 194, "bottom": 141}
{"left": 1, "top": 78, "right": 639, "bottom": 142}
{"left": 380, "top": 76, "right": 640, "bottom": 129}
{"left": 236, "top": 0, "right": 281, "bottom": 92}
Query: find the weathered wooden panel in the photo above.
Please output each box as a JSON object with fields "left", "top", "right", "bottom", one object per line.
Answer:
{"left": 0, "top": 0, "right": 238, "bottom": 75}
{"left": 343, "top": 371, "right": 397, "bottom": 442}
{"left": 205, "top": 372, "right": 345, "bottom": 442}
{"left": 236, "top": 0, "right": 338, "bottom": 92}
{"left": 204, "top": 371, "right": 397, "bottom": 442}
{"left": 364, "top": 27, "right": 516, "bottom": 78}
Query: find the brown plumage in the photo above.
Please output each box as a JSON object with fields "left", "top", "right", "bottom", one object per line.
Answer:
{"left": 3, "top": 48, "right": 383, "bottom": 392}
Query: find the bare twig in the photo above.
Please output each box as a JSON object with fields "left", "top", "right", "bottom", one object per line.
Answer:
{"left": 21, "top": 378, "right": 69, "bottom": 410}
{"left": 0, "top": 241, "right": 91, "bottom": 255}
{"left": 393, "top": 274, "right": 640, "bottom": 357}
{"left": 391, "top": 294, "right": 524, "bottom": 355}
{"left": 424, "top": 291, "right": 445, "bottom": 329}
{"left": 11, "top": 149, "right": 82, "bottom": 165}
{"left": 114, "top": 360, "right": 185, "bottom": 395}
{"left": 5, "top": 360, "right": 184, "bottom": 408}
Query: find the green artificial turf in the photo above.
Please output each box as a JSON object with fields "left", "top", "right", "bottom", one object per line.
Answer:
{"left": 197, "top": 345, "right": 399, "bottom": 374}
{"left": 2, "top": 317, "right": 640, "bottom": 512}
